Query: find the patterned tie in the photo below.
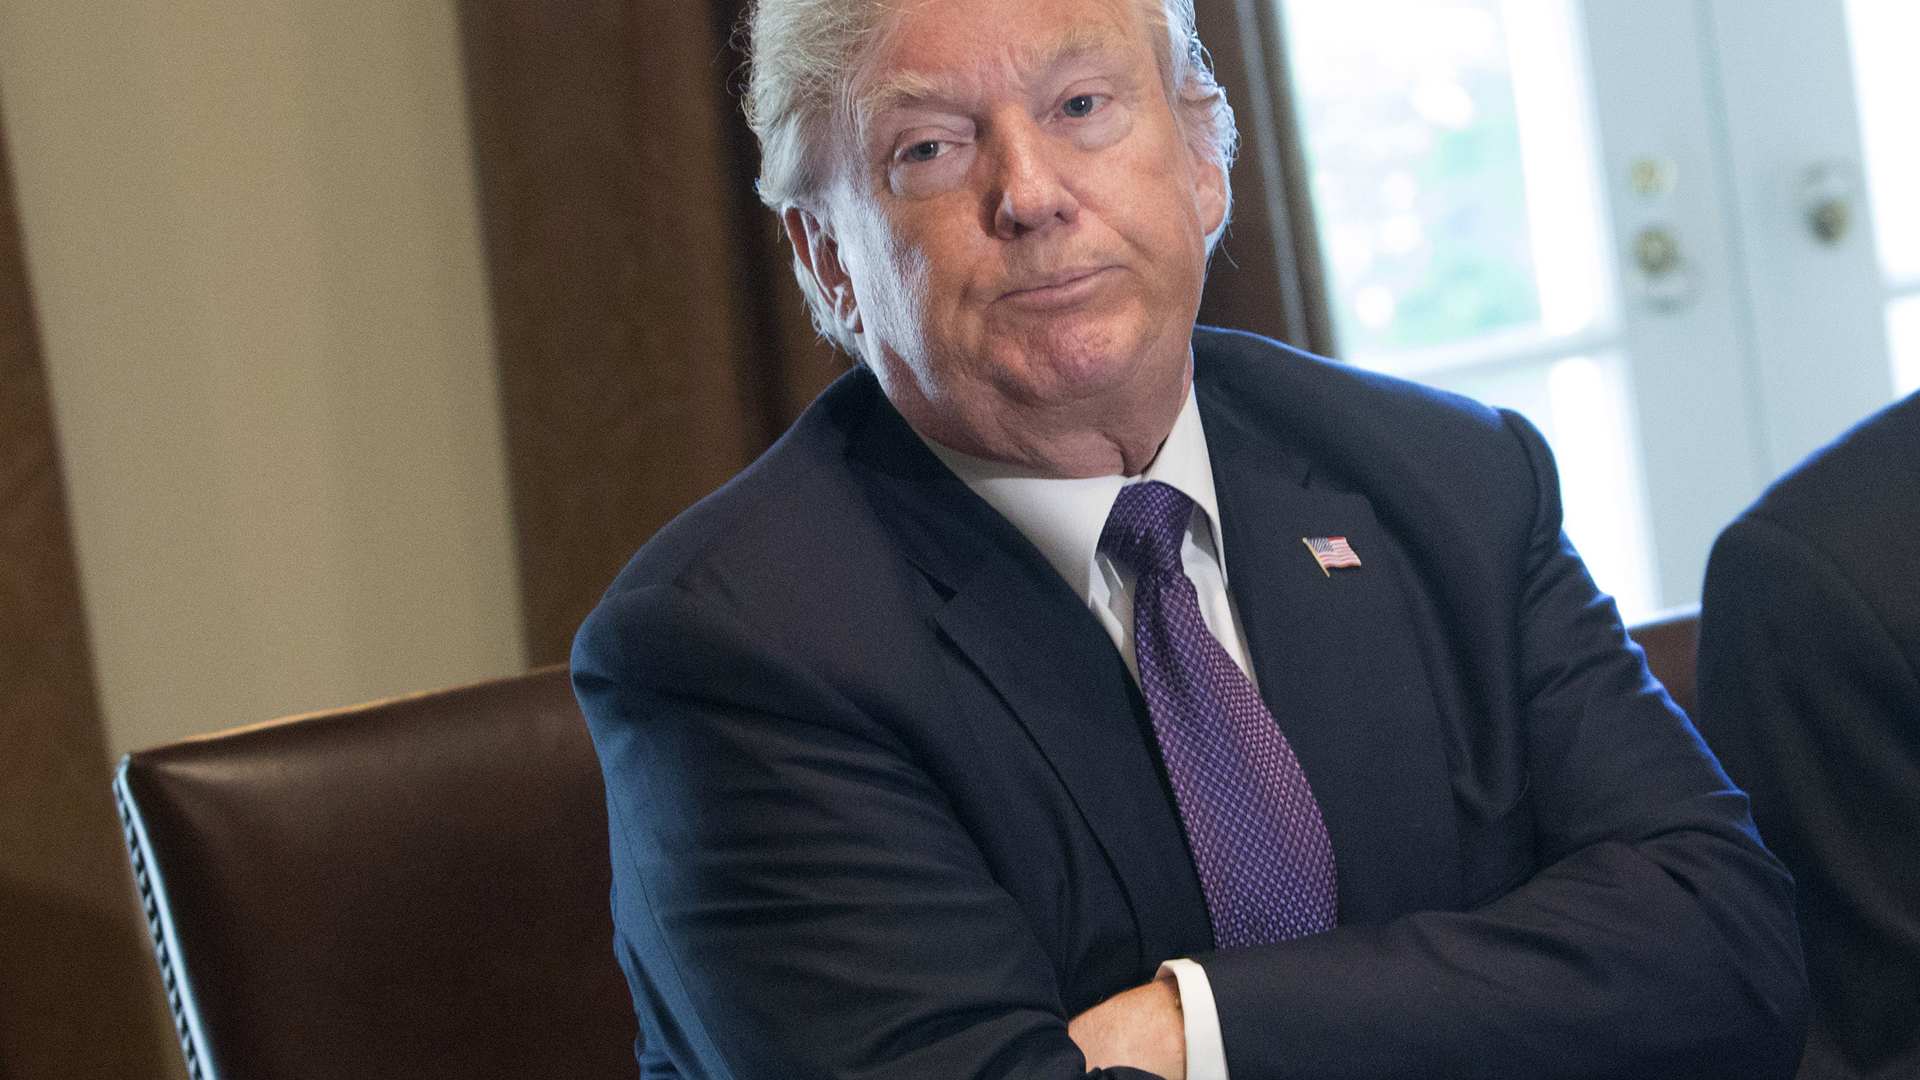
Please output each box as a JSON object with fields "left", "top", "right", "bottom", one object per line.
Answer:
{"left": 1100, "top": 480, "right": 1337, "bottom": 947}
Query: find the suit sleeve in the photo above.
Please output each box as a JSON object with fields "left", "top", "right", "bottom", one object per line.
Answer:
{"left": 1696, "top": 516, "right": 1920, "bottom": 1077}
{"left": 1193, "top": 411, "right": 1809, "bottom": 1079}
{"left": 573, "top": 580, "right": 1161, "bottom": 1080}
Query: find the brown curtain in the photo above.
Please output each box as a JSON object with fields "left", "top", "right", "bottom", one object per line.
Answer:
{"left": 459, "top": 0, "right": 1330, "bottom": 665}
{"left": 0, "top": 96, "right": 183, "bottom": 1080}
{"left": 460, "top": 0, "right": 845, "bottom": 666}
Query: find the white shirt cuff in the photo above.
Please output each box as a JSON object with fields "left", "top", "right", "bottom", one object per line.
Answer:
{"left": 1157, "top": 958, "right": 1229, "bottom": 1080}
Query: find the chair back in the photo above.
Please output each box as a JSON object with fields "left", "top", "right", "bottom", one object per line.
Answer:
{"left": 1627, "top": 606, "right": 1700, "bottom": 717}
{"left": 114, "top": 665, "right": 638, "bottom": 1080}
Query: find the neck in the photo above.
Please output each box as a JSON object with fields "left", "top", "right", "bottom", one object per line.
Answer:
{"left": 876, "top": 353, "right": 1191, "bottom": 480}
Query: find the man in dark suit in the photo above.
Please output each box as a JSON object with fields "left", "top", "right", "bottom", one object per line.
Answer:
{"left": 1695, "top": 390, "right": 1920, "bottom": 1080}
{"left": 571, "top": 0, "right": 1808, "bottom": 1074}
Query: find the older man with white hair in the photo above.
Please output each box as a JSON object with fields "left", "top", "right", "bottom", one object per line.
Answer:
{"left": 571, "top": 0, "right": 1809, "bottom": 1076}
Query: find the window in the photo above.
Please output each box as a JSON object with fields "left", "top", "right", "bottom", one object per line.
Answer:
{"left": 1280, "top": 0, "right": 1652, "bottom": 619}
{"left": 1269, "top": 0, "right": 1913, "bottom": 620}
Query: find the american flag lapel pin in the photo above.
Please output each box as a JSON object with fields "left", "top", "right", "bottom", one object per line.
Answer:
{"left": 1303, "top": 537, "right": 1361, "bottom": 577}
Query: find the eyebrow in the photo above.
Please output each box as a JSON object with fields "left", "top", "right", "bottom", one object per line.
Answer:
{"left": 857, "top": 24, "right": 1135, "bottom": 121}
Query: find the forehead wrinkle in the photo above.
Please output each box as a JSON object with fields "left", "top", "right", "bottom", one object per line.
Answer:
{"left": 857, "top": 22, "right": 1137, "bottom": 125}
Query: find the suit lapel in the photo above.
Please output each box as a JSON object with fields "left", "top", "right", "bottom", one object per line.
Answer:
{"left": 931, "top": 565, "right": 1214, "bottom": 964}
{"left": 836, "top": 359, "right": 1466, "bottom": 949}
{"left": 1200, "top": 380, "right": 1465, "bottom": 921}
{"left": 845, "top": 385, "right": 1214, "bottom": 967}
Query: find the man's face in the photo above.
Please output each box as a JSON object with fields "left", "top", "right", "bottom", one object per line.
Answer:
{"left": 798, "top": 0, "right": 1226, "bottom": 460}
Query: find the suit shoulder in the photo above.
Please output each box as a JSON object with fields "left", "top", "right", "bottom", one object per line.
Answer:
{"left": 1191, "top": 326, "right": 1534, "bottom": 489}
{"left": 1743, "top": 390, "right": 1920, "bottom": 540}
{"left": 1721, "top": 391, "right": 1920, "bottom": 626}
{"left": 576, "top": 369, "right": 892, "bottom": 651}
{"left": 1195, "top": 325, "right": 1510, "bottom": 428}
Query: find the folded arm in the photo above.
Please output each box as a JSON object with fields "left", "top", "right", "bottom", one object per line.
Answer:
{"left": 1184, "top": 412, "right": 1809, "bottom": 1078}
{"left": 576, "top": 581, "right": 1165, "bottom": 1080}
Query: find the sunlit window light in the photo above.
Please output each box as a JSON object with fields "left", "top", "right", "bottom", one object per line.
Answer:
{"left": 1845, "top": 0, "right": 1920, "bottom": 285}
{"left": 1888, "top": 296, "right": 1920, "bottom": 398}
{"left": 1282, "top": 0, "right": 1610, "bottom": 364}
{"left": 1546, "top": 355, "right": 1656, "bottom": 621}
{"left": 1503, "top": 0, "right": 1611, "bottom": 338}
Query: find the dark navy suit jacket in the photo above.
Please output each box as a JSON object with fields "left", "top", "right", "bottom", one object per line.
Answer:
{"left": 1696, "top": 390, "right": 1920, "bottom": 1079}
{"left": 572, "top": 328, "right": 1808, "bottom": 1079}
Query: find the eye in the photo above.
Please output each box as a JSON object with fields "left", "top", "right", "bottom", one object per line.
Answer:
{"left": 1062, "top": 94, "right": 1100, "bottom": 118}
{"left": 902, "top": 140, "right": 943, "bottom": 163}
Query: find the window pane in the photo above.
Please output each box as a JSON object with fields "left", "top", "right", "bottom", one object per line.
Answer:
{"left": 1421, "top": 354, "right": 1659, "bottom": 622}
{"left": 1846, "top": 0, "right": 1920, "bottom": 283}
{"left": 1280, "top": 0, "right": 1610, "bottom": 362}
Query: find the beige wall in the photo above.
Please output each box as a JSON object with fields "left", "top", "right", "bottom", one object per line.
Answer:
{"left": 0, "top": 0, "right": 525, "bottom": 757}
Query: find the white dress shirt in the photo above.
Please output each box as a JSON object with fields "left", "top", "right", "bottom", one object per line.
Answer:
{"left": 921, "top": 383, "right": 1239, "bottom": 1080}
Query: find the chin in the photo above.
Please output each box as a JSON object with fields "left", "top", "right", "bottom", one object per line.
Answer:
{"left": 986, "top": 312, "right": 1162, "bottom": 405}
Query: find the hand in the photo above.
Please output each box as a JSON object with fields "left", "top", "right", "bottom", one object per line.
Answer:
{"left": 1068, "top": 969, "right": 1186, "bottom": 1078}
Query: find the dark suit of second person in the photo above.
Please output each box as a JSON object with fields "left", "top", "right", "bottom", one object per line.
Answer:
{"left": 1696, "top": 390, "right": 1920, "bottom": 1080}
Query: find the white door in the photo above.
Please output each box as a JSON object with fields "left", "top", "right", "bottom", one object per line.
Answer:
{"left": 1275, "top": 0, "right": 1918, "bottom": 621}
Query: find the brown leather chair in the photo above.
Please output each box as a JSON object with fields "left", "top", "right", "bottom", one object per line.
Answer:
{"left": 113, "top": 665, "right": 638, "bottom": 1080}
{"left": 1626, "top": 605, "right": 1700, "bottom": 717}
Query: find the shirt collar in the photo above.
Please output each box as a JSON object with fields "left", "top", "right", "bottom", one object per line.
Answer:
{"left": 920, "top": 384, "right": 1226, "bottom": 603}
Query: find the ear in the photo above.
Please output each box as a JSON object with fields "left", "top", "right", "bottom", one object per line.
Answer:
{"left": 784, "top": 206, "right": 863, "bottom": 335}
{"left": 1193, "top": 152, "right": 1227, "bottom": 240}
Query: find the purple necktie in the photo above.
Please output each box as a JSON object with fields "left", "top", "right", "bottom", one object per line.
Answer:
{"left": 1100, "top": 480, "right": 1337, "bottom": 947}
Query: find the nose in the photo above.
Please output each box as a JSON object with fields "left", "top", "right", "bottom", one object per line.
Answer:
{"left": 990, "top": 113, "right": 1079, "bottom": 240}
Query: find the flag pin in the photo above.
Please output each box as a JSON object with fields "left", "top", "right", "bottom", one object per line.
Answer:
{"left": 1303, "top": 537, "right": 1361, "bottom": 577}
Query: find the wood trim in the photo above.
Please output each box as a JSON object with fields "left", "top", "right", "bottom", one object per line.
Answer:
{"left": 0, "top": 91, "right": 183, "bottom": 1080}
{"left": 1194, "top": 0, "right": 1337, "bottom": 356}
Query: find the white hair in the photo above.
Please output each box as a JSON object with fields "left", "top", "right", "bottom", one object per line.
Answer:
{"left": 741, "top": 0, "right": 1238, "bottom": 355}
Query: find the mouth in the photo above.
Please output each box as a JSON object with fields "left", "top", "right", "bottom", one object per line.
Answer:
{"left": 998, "top": 265, "right": 1118, "bottom": 307}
